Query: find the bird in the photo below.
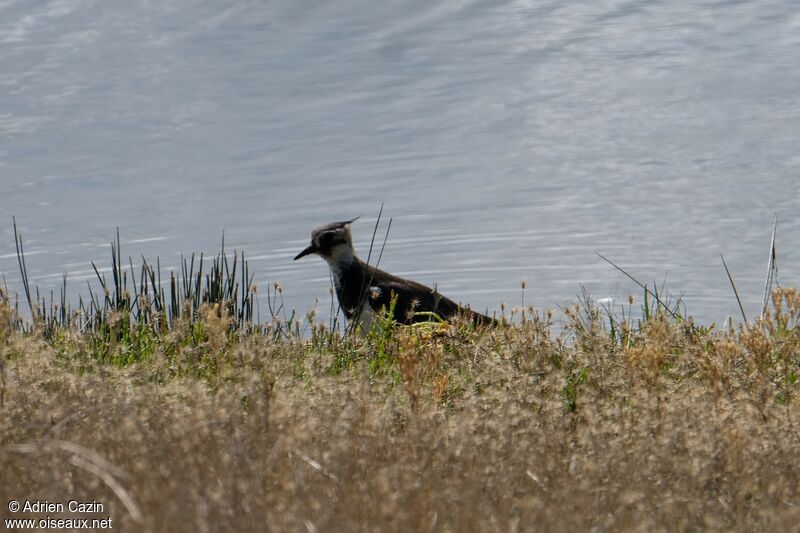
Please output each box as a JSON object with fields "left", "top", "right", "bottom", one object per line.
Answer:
{"left": 293, "top": 218, "right": 497, "bottom": 329}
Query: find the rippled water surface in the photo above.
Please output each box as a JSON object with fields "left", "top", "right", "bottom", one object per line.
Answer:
{"left": 2, "top": 0, "right": 799, "bottom": 324}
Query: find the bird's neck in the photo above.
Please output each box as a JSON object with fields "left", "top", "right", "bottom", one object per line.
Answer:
{"left": 323, "top": 245, "right": 361, "bottom": 285}
{"left": 323, "top": 246, "right": 375, "bottom": 325}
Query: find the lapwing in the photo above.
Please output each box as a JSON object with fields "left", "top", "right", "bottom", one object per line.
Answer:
{"left": 294, "top": 218, "right": 496, "bottom": 328}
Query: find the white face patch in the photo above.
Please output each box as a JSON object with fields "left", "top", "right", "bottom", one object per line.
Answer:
{"left": 327, "top": 242, "right": 354, "bottom": 263}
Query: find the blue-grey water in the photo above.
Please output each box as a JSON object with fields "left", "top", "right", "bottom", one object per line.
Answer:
{"left": 1, "top": 0, "right": 799, "bottom": 326}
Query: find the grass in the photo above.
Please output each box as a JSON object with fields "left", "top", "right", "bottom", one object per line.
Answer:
{"left": 1, "top": 223, "right": 799, "bottom": 531}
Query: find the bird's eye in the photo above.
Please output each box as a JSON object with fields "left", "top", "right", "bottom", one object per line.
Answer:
{"left": 319, "top": 232, "right": 334, "bottom": 248}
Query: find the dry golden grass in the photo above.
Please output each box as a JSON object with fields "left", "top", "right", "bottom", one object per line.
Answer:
{"left": 1, "top": 290, "right": 799, "bottom": 532}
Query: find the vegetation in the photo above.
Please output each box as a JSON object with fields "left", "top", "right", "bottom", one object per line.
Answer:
{"left": 1, "top": 225, "right": 799, "bottom": 531}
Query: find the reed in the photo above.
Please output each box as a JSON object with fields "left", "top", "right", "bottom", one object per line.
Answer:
{"left": 11, "top": 224, "right": 257, "bottom": 337}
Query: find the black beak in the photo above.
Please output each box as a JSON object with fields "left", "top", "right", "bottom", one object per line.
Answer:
{"left": 293, "top": 244, "right": 316, "bottom": 261}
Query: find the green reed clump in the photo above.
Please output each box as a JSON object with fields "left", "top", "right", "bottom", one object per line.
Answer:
{"left": 11, "top": 223, "right": 263, "bottom": 366}
{"left": 83, "top": 229, "right": 257, "bottom": 333}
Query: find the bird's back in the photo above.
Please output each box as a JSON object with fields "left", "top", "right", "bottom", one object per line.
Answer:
{"left": 335, "top": 259, "right": 495, "bottom": 326}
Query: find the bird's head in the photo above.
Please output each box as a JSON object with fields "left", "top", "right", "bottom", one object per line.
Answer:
{"left": 294, "top": 218, "right": 358, "bottom": 264}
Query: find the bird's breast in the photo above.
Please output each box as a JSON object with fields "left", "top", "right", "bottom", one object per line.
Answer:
{"left": 355, "top": 299, "right": 377, "bottom": 331}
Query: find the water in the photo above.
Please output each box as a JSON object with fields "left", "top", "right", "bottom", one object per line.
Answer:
{"left": 1, "top": 0, "right": 799, "bottom": 326}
